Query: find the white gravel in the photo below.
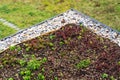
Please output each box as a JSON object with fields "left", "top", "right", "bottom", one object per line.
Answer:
{"left": 0, "top": 9, "right": 120, "bottom": 53}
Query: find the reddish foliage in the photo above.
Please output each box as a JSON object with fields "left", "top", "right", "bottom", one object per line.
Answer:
{"left": 55, "top": 24, "right": 81, "bottom": 39}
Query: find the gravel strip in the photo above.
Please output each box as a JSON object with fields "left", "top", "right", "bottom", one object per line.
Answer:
{"left": 0, "top": 9, "right": 120, "bottom": 53}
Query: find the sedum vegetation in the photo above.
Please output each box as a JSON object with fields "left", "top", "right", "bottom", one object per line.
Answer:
{"left": 0, "top": 24, "right": 120, "bottom": 79}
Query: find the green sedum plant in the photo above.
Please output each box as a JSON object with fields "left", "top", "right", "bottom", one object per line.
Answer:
{"left": 110, "top": 76, "right": 116, "bottom": 80}
{"left": 27, "top": 59, "right": 40, "bottom": 70}
{"left": 54, "top": 77, "right": 58, "bottom": 80}
{"left": 118, "top": 61, "right": 120, "bottom": 65}
{"left": 101, "top": 73, "right": 108, "bottom": 78}
{"left": 20, "top": 68, "right": 31, "bottom": 80}
{"left": 59, "top": 41, "right": 64, "bottom": 46}
{"left": 37, "top": 73, "right": 45, "bottom": 80}
{"left": 76, "top": 59, "right": 91, "bottom": 69}
{"left": 27, "top": 57, "right": 47, "bottom": 70}
{"left": 49, "top": 34, "right": 56, "bottom": 40}
{"left": 49, "top": 42, "right": 54, "bottom": 47}
{"left": 23, "top": 76, "right": 31, "bottom": 80}
{"left": 9, "top": 45, "right": 16, "bottom": 51}
{"left": 19, "top": 59, "right": 26, "bottom": 67}
{"left": 17, "top": 46, "right": 22, "bottom": 51}
{"left": 19, "top": 54, "right": 47, "bottom": 80}
{"left": 8, "top": 78, "right": 14, "bottom": 80}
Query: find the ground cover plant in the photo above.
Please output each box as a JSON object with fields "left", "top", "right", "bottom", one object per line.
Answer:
{"left": 0, "top": 22, "right": 16, "bottom": 39}
{"left": 0, "top": 23, "right": 120, "bottom": 80}
{"left": 0, "top": 0, "right": 120, "bottom": 39}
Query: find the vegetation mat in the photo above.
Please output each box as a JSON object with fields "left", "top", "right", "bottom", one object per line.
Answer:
{"left": 0, "top": 24, "right": 120, "bottom": 80}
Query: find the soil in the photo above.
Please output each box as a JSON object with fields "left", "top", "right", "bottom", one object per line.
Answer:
{"left": 0, "top": 24, "right": 120, "bottom": 80}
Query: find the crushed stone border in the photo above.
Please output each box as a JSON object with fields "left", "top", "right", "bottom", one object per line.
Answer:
{"left": 0, "top": 9, "right": 120, "bottom": 53}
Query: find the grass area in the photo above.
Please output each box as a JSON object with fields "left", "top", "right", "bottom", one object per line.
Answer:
{"left": 0, "top": 22, "right": 16, "bottom": 40}
{"left": 0, "top": 0, "right": 120, "bottom": 39}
